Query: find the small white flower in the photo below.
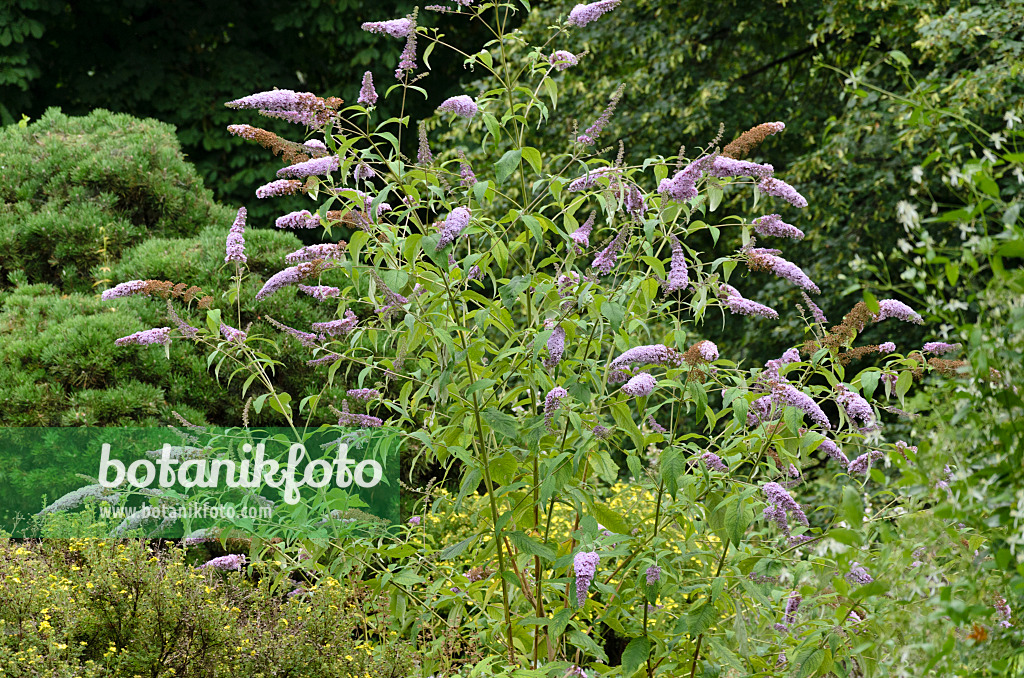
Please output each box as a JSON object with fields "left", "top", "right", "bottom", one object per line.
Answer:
{"left": 1004, "top": 110, "right": 1022, "bottom": 129}
{"left": 896, "top": 200, "right": 920, "bottom": 232}
{"left": 945, "top": 299, "right": 969, "bottom": 313}
{"left": 1014, "top": 167, "right": 1024, "bottom": 185}
{"left": 897, "top": 238, "right": 914, "bottom": 254}
{"left": 911, "top": 165, "right": 924, "bottom": 183}
{"left": 983, "top": 149, "right": 998, "bottom": 164}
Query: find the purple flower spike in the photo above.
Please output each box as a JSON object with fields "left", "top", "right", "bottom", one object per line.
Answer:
{"left": 297, "top": 285, "right": 340, "bottom": 301}
{"left": 256, "top": 179, "right": 303, "bottom": 199}
{"left": 873, "top": 299, "right": 923, "bottom": 324}
{"left": 567, "top": 0, "right": 620, "bottom": 27}
{"left": 275, "top": 210, "right": 320, "bottom": 230}
{"left": 549, "top": 50, "right": 579, "bottom": 70}
{"left": 438, "top": 207, "right": 472, "bottom": 248}
{"left": 101, "top": 280, "right": 147, "bottom": 300}
{"left": 645, "top": 566, "right": 662, "bottom": 585}
{"left": 358, "top": 71, "right": 378, "bottom": 106}
{"left": 801, "top": 291, "right": 827, "bottom": 324}
{"left": 697, "top": 340, "right": 719, "bottom": 362}
{"left": 437, "top": 95, "right": 478, "bottom": 119}
{"left": 708, "top": 156, "right": 774, "bottom": 179}
{"left": 286, "top": 243, "right": 345, "bottom": 264}
{"left": 747, "top": 248, "right": 820, "bottom": 294}
{"left": 570, "top": 212, "right": 596, "bottom": 252}
{"left": 277, "top": 155, "right": 339, "bottom": 179}
{"left": 719, "top": 283, "right": 779, "bottom": 320}
{"left": 577, "top": 84, "right": 623, "bottom": 146}
{"left": 201, "top": 554, "right": 245, "bottom": 571}
{"left": 817, "top": 436, "right": 850, "bottom": 470}
{"left": 663, "top": 234, "right": 689, "bottom": 293}
{"left": 408, "top": 516, "right": 421, "bottom": 525}
{"left": 848, "top": 450, "right": 884, "bottom": 476}
{"left": 658, "top": 156, "right": 712, "bottom": 203}
{"left": 567, "top": 167, "right": 618, "bottom": 192}
{"left": 115, "top": 327, "right": 171, "bottom": 347}
{"left": 361, "top": 18, "right": 414, "bottom": 38}
{"left": 224, "top": 207, "right": 247, "bottom": 264}
{"left": 995, "top": 595, "right": 1013, "bottom": 628}
{"left": 256, "top": 263, "right": 318, "bottom": 301}
{"left": 878, "top": 342, "right": 896, "bottom": 353}
{"left": 773, "top": 383, "right": 831, "bottom": 430}
{"left": 923, "top": 341, "right": 961, "bottom": 354}
{"left": 220, "top": 324, "right": 246, "bottom": 344}
{"left": 395, "top": 30, "right": 418, "bottom": 80}
{"left": 348, "top": 388, "right": 381, "bottom": 401}
{"left": 753, "top": 214, "right": 804, "bottom": 240}
{"left": 700, "top": 452, "right": 728, "bottom": 472}
{"left": 762, "top": 481, "right": 808, "bottom": 536}
{"left": 544, "top": 387, "right": 569, "bottom": 431}
{"left": 845, "top": 562, "right": 873, "bottom": 585}
{"left": 336, "top": 400, "right": 383, "bottom": 428}
{"left": 545, "top": 323, "right": 566, "bottom": 371}
{"left": 608, "top": 344, "right": 684, "bottom": 383}
{"left": 836, "top": 384, "right": 875, "bottom": 430}
{"left": 312, "top": 309, "right": 360, "bottom": 337}
{"left": 303, "top": 139, "right": 327, "bottom": 151}
{"left": 574, "top": 551, "right": 600, "bottom": 606}
{"left": 591, "top": 224, "right": 629, "bottom": 274}
{"left": 758, "top": 177, "right": 808, "bottom": 208}
{"left": 621, "top": 372, "right": 656, "bottom": 397}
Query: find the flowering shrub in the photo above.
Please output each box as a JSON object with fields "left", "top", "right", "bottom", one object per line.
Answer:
{"left": 103, "top": 0, "right": 1017, "bottom": 674}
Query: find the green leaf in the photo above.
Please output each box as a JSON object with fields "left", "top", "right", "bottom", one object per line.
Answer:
{"left": 549, "top": 608, "right": 571, "bottom": 639}
{"left": 499, "top": 276, "right": 531, "bottom": 310}
{"left": 439, "top": 535, "right": 477, "bottom": 559}
{"left": 601, "top": 300, "right": 625, "bottom": 331}
{"left": 797, "top": 649, "right": 825, "bottom": 678}
{"left": 523, "top": 214, "right": 544, "bottom": 244}
{"left": 568, "top": 630, "right": 608, "bottom": 663}
{"left": 494, "top": 149, "right": 522, "bottom": 185}
{"left": 482, "top": 408, "right": 519, "bottom": 440}
{"left": 862, "top": 290, "right": 880, "bottom": 315}
{"left": 508, "top": 531, "right": 556, "bottom": 561}
{"left": 842, "top": 485, "right": 863, "bottom": 527}
{"left": 609, "top": 401, "right": 643, "bottom": 450}
{"left": 205, "top": 308, "right": 222, "bottom": 336}
{"left": 543, "top": 77, "right": 558, "bottom": 109}
{"left": 621, "top": 636, "right": 651, "bottom": 678}
{"left": 860, "top": 371, "right": 880, "bottom": 399}
{"left": 466, "top": 379, "right": 496, "bottom": 396}
{"left": 688, "top": 600, "right": 716, "bottom": 635}
{"left": 724, "top": 497, "right": 752, "bottom": 546}
{"left": 592, "top": 504, "right": 629, "bottom": 535}
{"left": 267, "top": 392, "right": 291, "bottom": 416}
{"left": 481, "top": 112, "right": 501, "bottom": 147}
{"left": 521, "top": 146, "right": 542, "bottom": 174}
{"left": 487, "top": 452, "right": 517, "bottom": 485}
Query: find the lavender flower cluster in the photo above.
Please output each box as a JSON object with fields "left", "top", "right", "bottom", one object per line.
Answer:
{"left": 608, "top": 344, "right": 684, "bottom": 383}
{"left": 762, "top": 481, "right": 809, "bottom": 536}
{"left": 574, "top": 551, "right": 600, "bottom": 606}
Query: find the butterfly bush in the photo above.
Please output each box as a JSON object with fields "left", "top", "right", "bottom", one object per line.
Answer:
{"left": 95, "top": 1, "right": 1014, "bottom": 673}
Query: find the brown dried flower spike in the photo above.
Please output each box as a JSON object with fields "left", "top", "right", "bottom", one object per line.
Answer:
{"left": 721, "top": 121, "right": 786, "bottom": 160}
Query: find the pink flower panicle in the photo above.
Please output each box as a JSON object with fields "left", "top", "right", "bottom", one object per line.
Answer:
{"left": 567, "top": 0, "right": 620, "bottom": 27}
{"left": 438, "top": 207, "right": 472, "bottom": 248}
{"left": 286, "top": 243, "right": 345, "bottom": 264}
{"left": 995, "top": 596, "right": 1013, "bottom": 628}
{"left": 645, "top": 566, "right": 662, "bottom": 585}
{"left": 776, "top": 591, "right": 801, "bottom": 632}
{"left": 375, "top": 276, "right": 409, "bottom": 320}
{"left": 753, "top": 214, "right": 804, "bottom": 240}
{"left": 545, "top": 324, "right": 566, "bottom": 371}
{"left": 297, "top": 285, "right": 340, "bottom": 301}
{"left": 263, "top": 316, "right": 318, "bottom": 347}
{"left": 303, "top": 139, "right": 327, "bottom": 151}
{"left": 102, "top": 280, "right": 147, "bottom": 300}
{"left": 348, "top": 388, "right": 381, "bottom": 401}
{"left": 697, "top": 340, "right": 719, "bottom": 362}
{"left": 719, "top": 283, "right": 779, "bottom": 320}
{"left": 700, "top": 452, "right": 728, "bottom": 472}
{"left": 758, "top": 348, "right": 801, "bottom": 387}
{"left": 457, "top": 150, "right": 476, "bottom": 186}
{"left": 591, "top": 223, "right": 629, "bottom": 274}
{"left": 577, "top": 84, "right": 624, "bottom": 146}
{"left": 573, "top": 551, "right": 600, "bottom": 606}
{"left": 570, "top": 212, "right": 596, "bottom": 252}
{"left": 746, "top": 248, "right": 820, "bottom": 294}
{"left": 608, "top": 344, "right": 684, "bottom": 383}
{"left": 549, "top": 50, "right": 580, "bottom": 70}
{"left": 220, "top": 323, "right": 247, "bottom": 344}
{"left": 312, "top": 309, "right": 360, "bottom": 337}
{"left": 417, "top": 121, "right": 432, "bottom": 164}
{"left": 647, "top": 415, "right": 667, "bottom": 434}
{"left": 256, "top": 179, "right": 303, "bottom": 199}
{"left": 275, "top": 210, "right": 319, "bottom": 230}
{"left": 255, "top": 262, "right": 324, "bottom": 301}
{"left": 545, "top": 387, "right": 569, "bottom": 430}
{"left": 354, "top": 163, "right": 376, "bottom": 181}
{"left": 277, "top": 155, "right": 340, "bottom": 179}
{"left": 878, "top": 341, "right": 896, "bottom": 353}
{"left": 361, "top": 18, "right": 414, "bottom": 38}
{"left": 358, "top": 71, "right": 378, "bottom": 106}
{"left": 662, "top": 234, "right": 689, "bottom": 293}
{"left": 437, "top": 95, "right": 478, "bottom": 119}
{"left": 758, "top": 177, "right": 808, "bottom": 208}
{"left": 224, "top": 207, "right": 247, "bottom": 263}
{"left": 115, "top": 327, "right": 171, "bottom": 347}
{"left": 923, "top": 341, "right": 961, "bottom": 355}
{"left": 621, "top": 372, "right": 656, "bottom": 397}
{"left": 894, "top": 440, "right": 918, "bottom": 460}
{"left": 762, "top": 481, "right": 808, "bottom": 536}
{"left": 395, "top": 30, "right": 418, "bottom": 80}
